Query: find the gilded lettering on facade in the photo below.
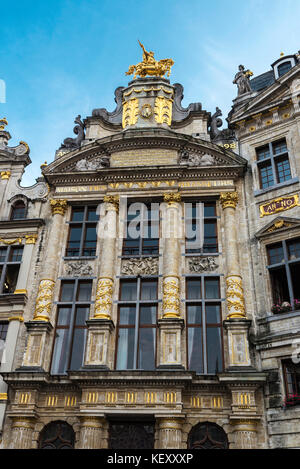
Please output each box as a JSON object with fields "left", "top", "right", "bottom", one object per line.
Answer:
{"left": 260, "top": 194, "right": 300, "bottom": 217}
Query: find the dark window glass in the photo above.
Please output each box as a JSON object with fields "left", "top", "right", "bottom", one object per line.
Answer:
{"left": 123, "top": 202, "right": 159, "bottom": 256}
{"left": 51, "top": 280, "right": 92, "bottom": 374}
{"left": 267, "top": 243, "right": 284, "bottom": 264}
{"left": 39, "top": 422, "right": 75, "bottom": 449}
{"left": 0, "top": 246, "right": 23, "bottom": 294}
{"left": 0, "top": 321, "right": 8, "bottom": 365}
{"left": 186, "top": 278, "right": 223, "bottom": 374}
{"left": 278, "top": 61, "right": 292, "bottom": 77}
{"left": 10, "top": 201, "right": 26, "bottom": 220}
{"left": 116, "top": 278, "right": 157, "bottom": 370}
{"left": 185, "top": 202, "right": 218, "bottom": 254}
{"left": 257, "top": 138, "right": 291, "bottom": 189}
{"left": 66, "top": 206, "right": 98, "bottom": 257}
{"left": 288, "top": 238, "right": 300, "bottom": 260}
{"left": 283, "top": 361, "right": 300, "bottom": 404}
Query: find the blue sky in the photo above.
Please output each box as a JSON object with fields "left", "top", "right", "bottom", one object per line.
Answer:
{"left": 1, "top": 0, "right": 300, "bottom": 186}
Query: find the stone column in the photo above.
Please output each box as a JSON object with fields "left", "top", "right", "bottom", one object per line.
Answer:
{"left": 156, "top": 417, "right": 183, "bottom": 449}
{"left": 20, "top": 199, "right": 66, "bottom": 370}
{"left": 32, "top": 199, "right": 67, "bottom": 321}
{"left": 157, "top": 193, "right": 184, "bottom": 369}
{"left": 230, "top": 419, "right": 258, "bottom": 449}
{"left": 83, "top": 196, "right": 118, "bottom": 369}
{"left": 14, "top": 234, "right": 38, "bottom": 295}
{"left": 220, "top": 192, "right": 251, "bottom": 368}
{"left": 78, "top": 416, "right": 106, "bottom": 449}
{"left": 9, "top": 417, "right": 35, "bottom": 449}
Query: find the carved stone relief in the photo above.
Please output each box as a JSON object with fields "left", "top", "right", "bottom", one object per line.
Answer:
{"left": 121, "top": 257, "right": 159, "bottom": 276}
{"left": 75, "top": 155, "right": 110, "bottom": 171}
{"left": 179, "top": 150, "right": 215, "bottom": 166}
{"left": 64, "top": 261, "right": 93, "bottom": 277}
{"left": 188, "top": 257, "right": 219, "bottom": 273}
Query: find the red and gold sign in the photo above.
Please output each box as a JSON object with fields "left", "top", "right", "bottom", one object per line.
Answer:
{"left": 260, "top": 194, "right": 300, "bottom": 217}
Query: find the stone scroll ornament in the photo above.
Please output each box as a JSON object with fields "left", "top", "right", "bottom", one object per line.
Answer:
{"left": 59, "top": 115, "right": 85, "bottom": 150}
{"left": 121, "top": 257, "right": 158, "bottom": 276}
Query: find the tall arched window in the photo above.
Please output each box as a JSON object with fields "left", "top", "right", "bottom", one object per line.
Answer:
{"left": 39, "top": 421, "right": 75, "bottom": 449}
{"left": 10, "top": 200, "right": 26, "bottom": 220}
{"left": 187, "top": 422, "right": 228, "bottom": 449}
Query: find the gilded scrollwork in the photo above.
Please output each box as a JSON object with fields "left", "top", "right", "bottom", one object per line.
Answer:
{"left": 33, "top": 279, "right": 55, "bottom": 321}
{"left": 122, "top": 98, "right": 139, "bottom": 128}
{"left": 94, "top": 278, "right": 114, "bottom": 319}
{"left": 163, "top": 277, "right": 180, "bottom": 318}
{"left": 154, "top": 96, "right": 172, "bottom": 125}
{"left": 226, "top": 275, "right": 246, "bottom": 319}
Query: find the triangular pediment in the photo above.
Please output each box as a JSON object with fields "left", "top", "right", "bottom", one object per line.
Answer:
{"left": 255, "top": 216, "right": 300, "bottom": 239}
{"left": 43, "top": 129, "right": 247, "bottom": 179}
{"left": 230, "top": 63, "right": 300, "bottom": 123}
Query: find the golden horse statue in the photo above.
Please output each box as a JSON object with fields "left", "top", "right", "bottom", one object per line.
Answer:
{"left": 126, "top": 41, "right": 174, "bottom": 79}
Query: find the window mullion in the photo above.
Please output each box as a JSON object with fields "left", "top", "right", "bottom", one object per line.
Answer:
{"left": 202, "top": 278, "right": 207, "bottom": 374}
{"left": 269, "top": 143, "right": 278, "bottom": 185}
{"left": 65, "top": 280, "right": 79, "bottom": 371}
{"left": 283, "top": 241, "right": 294, "bottom": 305}
{"left": 133, "top": 279, "right": 141, "bottom": 369}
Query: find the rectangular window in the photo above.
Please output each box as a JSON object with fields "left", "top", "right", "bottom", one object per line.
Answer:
{"left": 0, "top": 246, "right": 24, "bottom": 294}
{"left": 116, "top": 278, "right": 158, "bottom": 370}
{"left": 0, "top": 321, "right": 8, "bottom": 365}
{"left": 186, "top": 277, "right": 223, "bottom": 374}
{"left": 51, "top": 280, "right": 92, "bottom": 374}
{"left": 122, "top": 202, "right": 159, "bottom": 256}
{"left": 283, "top": 361, "right": 300, "bottom": 406}
{"left": 257, "top": 138, "right": 292, "bottom": 190}
{"left": 185, "top": 202, "right": 218, "bottom": 254}
{"left": 267, "top": 237, "right": 300, "bottom": 309}
{"left": 66, "top": 206, "right": 99, "bottom": 257}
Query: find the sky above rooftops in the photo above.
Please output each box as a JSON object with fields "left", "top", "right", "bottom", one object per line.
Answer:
{"left": 1, "top": 0, "right": 300, "bottom": 186}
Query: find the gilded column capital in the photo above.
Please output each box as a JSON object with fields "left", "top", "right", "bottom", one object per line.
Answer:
{"left": 25, "top": 234, "right": 38, "bottom": 244}
{"left": 49, "top": 198, "right": 68, "bottom": 216}
{"left": 220, "top": 191, "right": 238, "bottom": 210}
{"left": 103, "top": 195, "right": 119, "bottom": 211}
{"left": 1, "top": 170, "right": 11, "bottom": 180}
{"left": 163, "top": 192, "right": 181, "bottom": 206}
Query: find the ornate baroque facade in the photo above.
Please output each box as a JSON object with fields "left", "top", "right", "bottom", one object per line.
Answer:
{"left": 0, "top": 46, "right": 300, "bottom": 449}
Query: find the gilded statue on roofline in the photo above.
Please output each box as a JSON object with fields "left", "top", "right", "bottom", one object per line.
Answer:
{"left": 126, "top": 41, "right": 174, "bottom": 79}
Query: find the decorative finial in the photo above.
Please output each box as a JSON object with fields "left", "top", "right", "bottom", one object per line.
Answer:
{"left": 280, "top": 52, "right": 285, "bottom": 57}
{"left": 0, "top": 118, "right": 8, "bottom": 131}
{"left": 126, "top": 41, "right": 174, "bottom": 79}
{"left": 40, "top": 161, "right": 48, "bottom": 170}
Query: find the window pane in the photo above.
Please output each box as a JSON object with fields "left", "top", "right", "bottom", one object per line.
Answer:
{"left": 206, "top": 327, "right": 223, "bottom": 373}
{"left": 116, "top": 328, "right": 135, "bottom": 369}
{"left": 206, "top": 304, "right": 221, "bottom": 324}
{"left": 0, "top": 248, "right": 7, "bottom": 263}
{"left": 256, "top": 145, "right": 270, "bottom": 161}
{"left": 204, "top": 203, "right": 216, "bottom": 217}
{"left": 276, "top": 157, "right": 291, "bottom": 183}
{"left": 51, "top": 329, "right": 69, "bottom": 374}
{"left": 77, "top": 282, "right": 92, "bottom": 301}
{"left": 205, "top": 278, "right": 220, "bottom": 299}
{"left": 123, "top": 238, "right": 140, "bottom": 255}
{"left": 9, "top": 246, "right": 23, "bottom": 262}
{"left": 69, "top": 328, "right": 86, "bottom": 370}
{"left": 120, "top": 281, "right": 137, "bottom": 301}
{"left": 0, "top": 322, "right": 8, "bottom": 340}
{"left": 273, "top": 139, "right": 287, "bottom": 155}
{"left": 278, "top": 62, "right": 292, "bottom": 77}
{"left": 67, "top": 226, "right": 82, "bottom": 256}
{"left": 188, "top": 327, "right": 203, "bottom": 373}
{"left": 60, "top": 282, "right": 75, "bottom": 302}
{"left": 269, "top": 266, "right": 290, "bottom": 304}
{"left": 119, "top": 306, "right": 136, "bottom": 325}
{"left": 204, "top": 220, "right": 217, "bottom": 252}
{"left": 83, "top": 226, "right": 97, "bottom": 256}
{"left": 259, "top": 163, "right": 274, "bottom": 189}
{"left": 141, "top": 281, "right": 157, "bottom": 300}
{"left": 3, "top": 265, "right": 20, "bottom": 293}
{"left": 288, "top": 238, "right": 300, "bottom": 260}
{"left": 140, "top": 306, "right": 156, "bottom": 325}
{"left": 187, "top": 279, "right": 201, "bottom": 299}
{"left": 138, "top": 328, "right": 155, "bottom": 370}
{"left": 290, "top": 263, "right": 300, "bottom": 302}
{"left": 267, "top": 243, "right": 284, "bottom": 264}
{"left": 75, "top": 306, "right": 89, "bottom": 326}
{"left": 142, "top": 238, "right": 159, "bottom": 255}
{"left": 11, "top": 202, "right": 26, "bottom": 220}
{"left": 57, "top": 307, "right": 72, "bottom": 326}
{"left": 187, "top": 305, "right": 202, "bottom": 324}
{"left": 71, "top": 208, "right": 84, "bottom": 221}
{"left": 87, "top": 207, "right": 98, "bottom": 221}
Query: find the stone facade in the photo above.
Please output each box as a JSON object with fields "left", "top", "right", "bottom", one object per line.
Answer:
{"left": 0, "top": 51, "right": 300, "bottom": 449}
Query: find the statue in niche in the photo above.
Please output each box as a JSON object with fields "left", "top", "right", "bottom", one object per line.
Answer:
{"left": 233, "top": 65, "right": 253, "bottom": 96}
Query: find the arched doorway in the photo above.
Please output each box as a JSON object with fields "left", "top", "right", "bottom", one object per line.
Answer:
{"left": 39, "top": 421, "right": 75, "bottom": 449}
{"left": 187, "top": 422, "right": 229, "bottom": 449}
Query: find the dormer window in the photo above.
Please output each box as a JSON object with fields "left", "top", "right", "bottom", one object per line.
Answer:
{"left": 277, "top": 61, "right": 292, "bottom": 77}
{"left": 10, "top": 201, "right": 26, "bottom": 220}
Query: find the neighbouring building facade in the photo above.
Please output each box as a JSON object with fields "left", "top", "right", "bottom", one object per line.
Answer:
{"left": 0, "top": 45, "right": 300, "bottom": 449}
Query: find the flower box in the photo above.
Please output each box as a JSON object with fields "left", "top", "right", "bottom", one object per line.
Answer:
{"left": 284, "top": 394, "right": 300, "bottom": 407}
